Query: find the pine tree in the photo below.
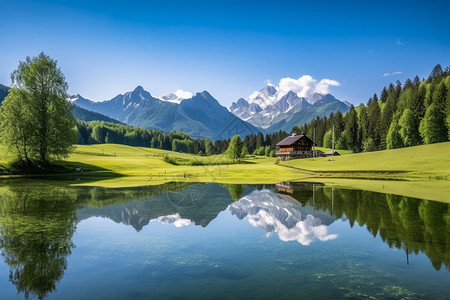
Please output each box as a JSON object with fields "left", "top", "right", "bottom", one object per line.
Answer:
{"left": 432, "top": 81, "right": 447, "bottom": 111}
{"left": 367, "top": 95, "right": 382, "bottom": 149}
{"left": 380, "top": 86, "right": 398, "bottom": 149}
{"left": 226, "top": 135, "right": 243, "bottom": 161}
{"left": 205, "top": 138, "right": 212, "bottom": 155}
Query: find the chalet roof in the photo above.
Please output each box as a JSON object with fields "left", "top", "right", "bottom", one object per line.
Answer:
{"left": 276, "top": 133, "right": 314, "bottom": 146}
{"left": 324, "top": 150, "right": 340, "bottom": 156}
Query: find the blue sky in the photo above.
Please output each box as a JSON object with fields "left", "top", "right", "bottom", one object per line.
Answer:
{"left": 1, "top": 0, "right": 449, "bottom": 106}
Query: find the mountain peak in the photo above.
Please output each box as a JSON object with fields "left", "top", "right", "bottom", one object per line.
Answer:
{"left": 260, "top": 84, "right": 277, "bottom": 97}
{"left": 196, "top": 90, "right": 213, "bottom": 99}
{"left": 134, "top": 85, "right": 144, "bottom": 92}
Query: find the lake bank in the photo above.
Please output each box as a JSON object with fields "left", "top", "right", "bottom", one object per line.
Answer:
{"left": 1, "top": 142, "right": 449, "bottom": 203}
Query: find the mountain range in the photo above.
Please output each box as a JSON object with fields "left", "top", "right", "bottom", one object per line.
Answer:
{"left": 229, "top": 84, "right": 350, "bottom": 132}
{"left": 70, "top": 86, "right": 259, "bottom": 140}
{"left": 0, "top": 82, "right": 351, "bottom": 140}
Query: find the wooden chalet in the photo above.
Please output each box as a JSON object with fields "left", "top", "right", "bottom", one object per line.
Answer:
{"left": 276, "top": 132, "right": 316, "bottom": 160}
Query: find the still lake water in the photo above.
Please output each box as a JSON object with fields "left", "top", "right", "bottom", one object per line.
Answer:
{"left": 0, "top": 181, "right": 449, "bottom": 299}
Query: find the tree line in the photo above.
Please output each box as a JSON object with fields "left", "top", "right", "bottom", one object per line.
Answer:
{"left": 294, "top": 64, "right": 450, "bottom": 152}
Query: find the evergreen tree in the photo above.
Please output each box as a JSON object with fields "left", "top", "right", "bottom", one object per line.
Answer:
{"left": 344, "top": 106, "right": 359, "bottom": 152}
{"left": 429, "top": 64, "right": 443, "bottom": 80}
{"left": 367, "top": 96, "right": 382, "bottom": 149}
{"left": 240, "top": 145, "right": 249, "bottom": 159}
{"left": 358, "top": 104, "right": 370, "bottom": 145}
{"left": 205, "top": 138, "right": 212, "bottom": 156}
{"left": 380, "top": 87, "right": 398, "bottom": 149}
{"left": 432, "top": 81, "right": 447, "bottom": 111}
{"left": 226, "top": 135, "right": 243, "bottom": 161}
{"left": 256, "top": 132, "right": 264, "bottom": 149}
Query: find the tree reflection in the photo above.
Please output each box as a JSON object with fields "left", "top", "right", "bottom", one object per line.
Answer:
{"left": 0, "top": 185, "right": 77, "bottom": 299}
{"left": 283, "top": 185, "right": 450, "bottom": 271}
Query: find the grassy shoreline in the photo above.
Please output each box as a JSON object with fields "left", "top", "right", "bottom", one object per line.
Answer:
{"left": 1, "top": 142, "right": 449, "bottom": 203}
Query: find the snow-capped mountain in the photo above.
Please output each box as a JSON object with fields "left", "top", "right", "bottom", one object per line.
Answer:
{"left": 228, "top": 189, "right": 338, "bottom": 245}
{"left": 71, "top": 86, "right": 259, "bottom": 140}
{"left": 229, "top": 84, "right": 351, "bottom": 131}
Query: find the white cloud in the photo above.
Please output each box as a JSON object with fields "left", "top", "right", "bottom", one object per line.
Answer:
{"left": 277, "top": 75, "right": 340, "bottom": 99}
{"left": 383, "top": 71, "right": 403, "bottom": 77}
{"left": 174, "top": 89, "right": 193, "bottom": 100}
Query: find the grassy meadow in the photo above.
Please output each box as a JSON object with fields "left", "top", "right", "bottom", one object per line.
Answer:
{"left": 1, "top": 142, "right": 449, "bottom": 203}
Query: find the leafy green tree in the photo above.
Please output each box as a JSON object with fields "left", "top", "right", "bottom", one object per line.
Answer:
{"left": 0, "top": 89, "right": 34, "bottom": 163}
{"left": 419, "top": 103, "right": 447, "bottom": 144}
{"left": 264, "top": 145, "right": 271, "bottom": 157}
{"left": 432, "top": 81, "right": 447, "bottom": 111}
{"left": 240, "top": 145, "right": 248, "bottom": 158}
{"left": 323, "top": 130, "right": 332, "bottom": 148}
{"left": 205, "top": 138, "right": 213, "bottom": 155}
{"left": 336, "top": 130, "right": 348, "bottom": 150}
{"left": 386, "top": 116, "right": 403, "bottom": 149}
{"left": 362, "top": 138, "right": 377, "bottom": 152}
{"left": 399, "top": 109, "right": 420, "bottom": 147}
{"left": 3, "top": 53, "right": 76, "bottom": 163}
{"left": 226, "top": 134, "right": 243, "bottom": 161}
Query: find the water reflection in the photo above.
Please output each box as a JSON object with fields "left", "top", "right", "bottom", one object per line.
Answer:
{"left": 229, "top": 189, "right": 338, "bottom": 245}
{"left": 0, "top": 185, "right": 77, "bottom": 300}
{"left": 0, "top": 181, "right": 449, "bottom": 299}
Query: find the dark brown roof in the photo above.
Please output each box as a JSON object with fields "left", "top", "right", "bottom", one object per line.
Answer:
{"left": 324, "top": 150, "right": 340, "bottom": 156}
{"left": 276, "top": 133, "right": 314, "bottom": 146}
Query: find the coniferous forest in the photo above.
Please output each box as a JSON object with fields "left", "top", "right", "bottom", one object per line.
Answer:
{"left": 294, "top": 64, "right": 450, "bottom": 152}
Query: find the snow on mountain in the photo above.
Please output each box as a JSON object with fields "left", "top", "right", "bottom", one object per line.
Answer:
{"left": 248, "top": 83, "right": 278, "bottom": 109}
{"left": 228, "top": 189, "right": 338, "bottom": 245}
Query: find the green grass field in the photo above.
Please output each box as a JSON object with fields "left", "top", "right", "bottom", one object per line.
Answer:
{"left": 280, "top": 142, "right": 450, "bottom": 180}
{"left": 1, "top": 142, "right": 449, "bottom": 203}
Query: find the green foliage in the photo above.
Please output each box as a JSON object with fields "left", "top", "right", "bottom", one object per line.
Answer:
{"left": 323, "top": 130, "right": 332, "bottom": 148}
{"left": 362, "top": 138, "right": 377, "bottom": 152}
{"left": 205, "top": 138, "right": 212, "bottom": 155}
{"left": 264, "top": 145, "right": 271, "bottom": 157}
{"left": 226, "top": 135, "right": 244, "bottom": 161}
{"left": 399, "top": 109, "right": 420, "bottom": 147}
{"left": 419, "top": 103, "right": 448, "bottom": 144}
{"left": 241, "top": 145, "right": 249, "bottom": 158}
{"left": 386, "top": 117, "right": 403, "bottom": 149}
{"left": 0, "top": 53, "right": 77, "bottom": 163}
{"left": 291, "top": 64, "right": 450, "bottom": 154}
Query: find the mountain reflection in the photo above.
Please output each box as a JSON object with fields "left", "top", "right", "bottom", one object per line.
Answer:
{"left": 0, "top": 181, "right": 449, "bottom": 299}
{"left": 229, "top": 189, "right": 338, "bottom": 245}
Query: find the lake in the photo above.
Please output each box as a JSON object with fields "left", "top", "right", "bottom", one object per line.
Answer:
{"left": 0, "top": 181, "right": 449, "bottom": 299}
